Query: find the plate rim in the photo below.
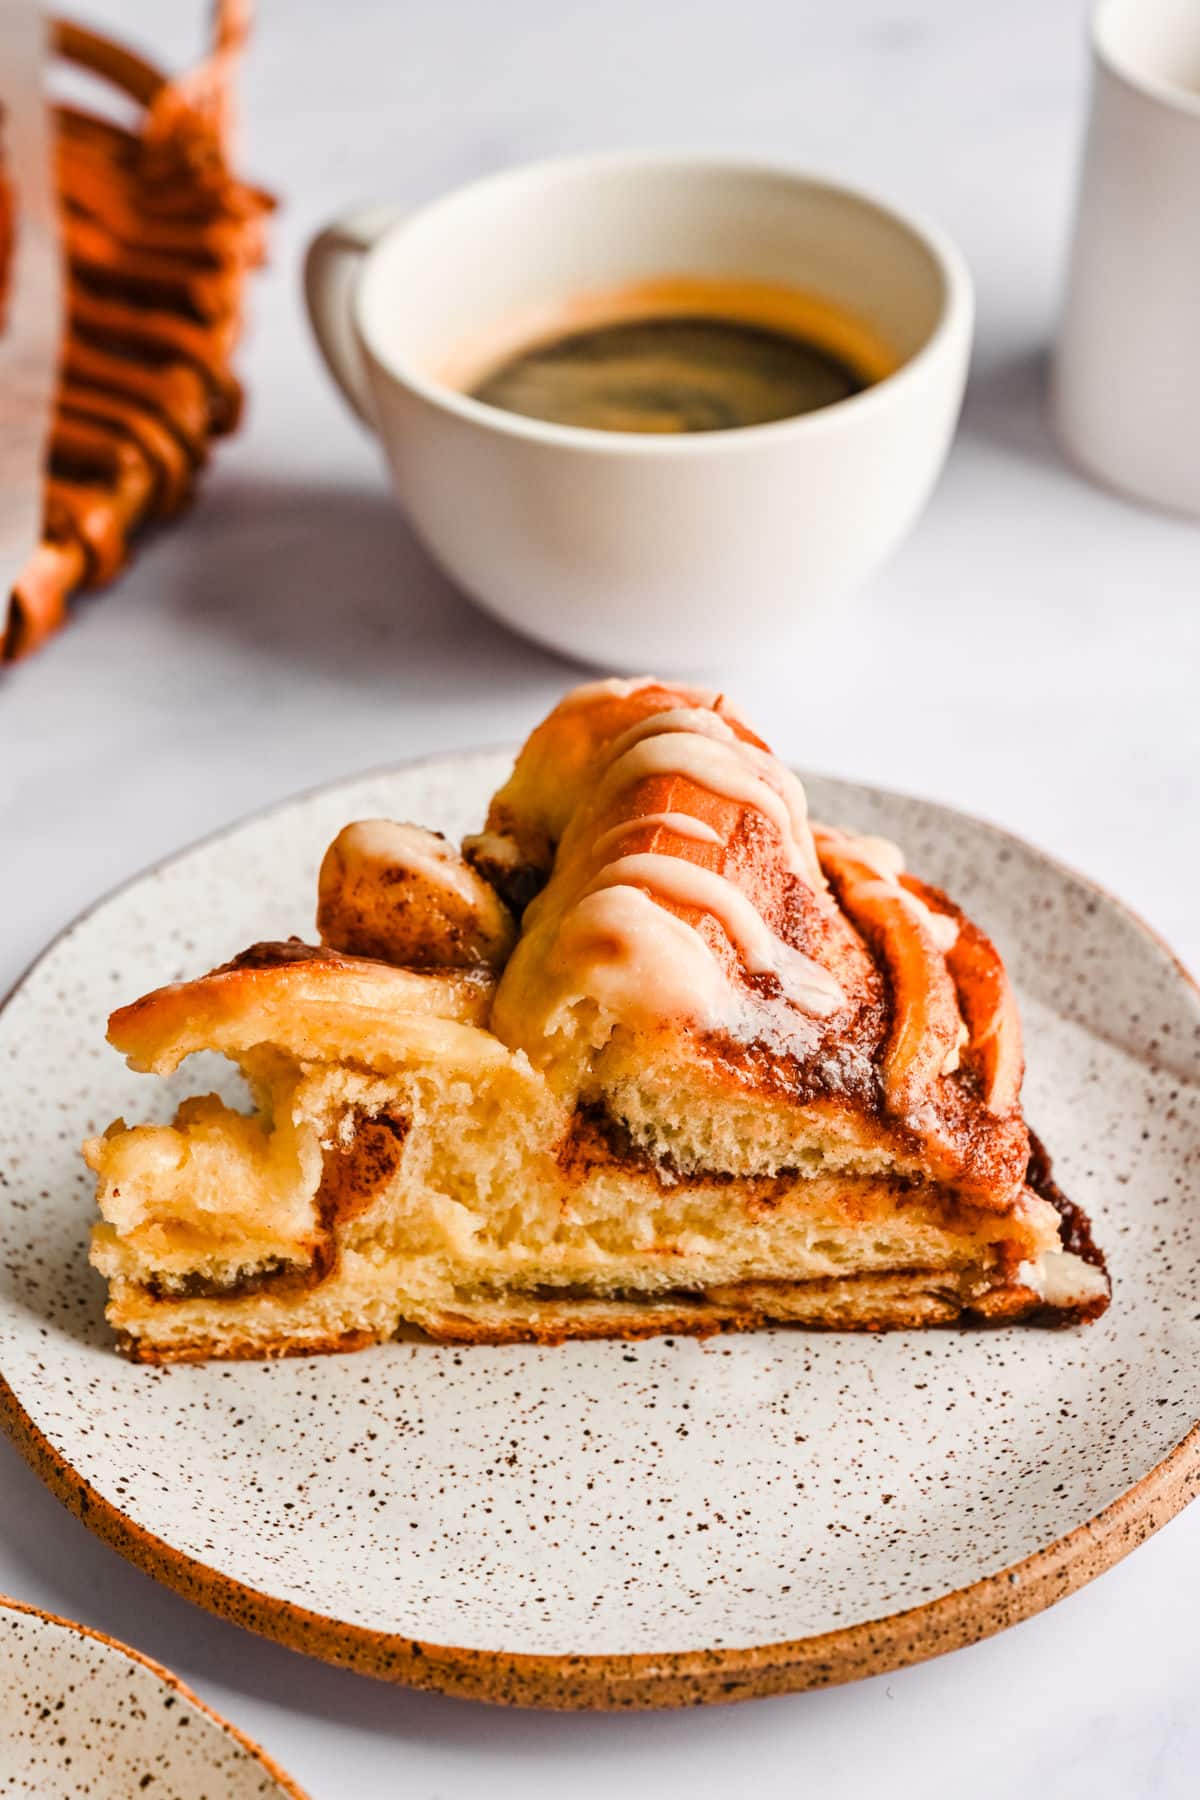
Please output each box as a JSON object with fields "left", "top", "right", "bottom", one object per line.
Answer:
{"left": 1, "top": 749, "right": 1197, "bottom": 1711}
{"left": 0, "top": 1592, "right": 309, "bottom": 1794}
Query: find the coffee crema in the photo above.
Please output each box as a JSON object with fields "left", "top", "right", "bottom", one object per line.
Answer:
{"left": 449, "top": 277, "right": 898, "bottom": 436}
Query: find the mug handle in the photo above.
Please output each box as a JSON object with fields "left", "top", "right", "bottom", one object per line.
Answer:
{"left": 303, "top": 202, "right": 408, "bottom": 428}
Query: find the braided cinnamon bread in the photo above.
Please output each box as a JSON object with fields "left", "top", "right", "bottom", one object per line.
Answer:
{"left": 87, "top": 679, "right": 1109, "bottom": 1361}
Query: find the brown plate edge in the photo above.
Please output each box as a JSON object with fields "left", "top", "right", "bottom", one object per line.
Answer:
{"left": 2, "top": 1370, "right": 1198, "bottom": 1711}
{"left": 2, "top": 756, "right": 1198, "bottom": 1710}
{"left": 0, "top": 1590, "right": 311, "bottom": 1792}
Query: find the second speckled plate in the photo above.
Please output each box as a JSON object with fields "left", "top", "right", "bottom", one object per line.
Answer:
{"left": 0, "top": 1595, "right": 305, "bottom": 1796}
{"left": 0, "top": 752, "right": 1198, "bottom": 1709}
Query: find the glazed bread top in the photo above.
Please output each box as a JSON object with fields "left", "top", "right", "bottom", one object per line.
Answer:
{"left": 482, "top": 679, "right": 879, "bottom": 1058}
{"left": 108, "top": 678, "right": 1032, "bottom": 1207}
{"left": 106, "top": 941, "right": 496, "bottom": 1075}
{"left": 472, "top": 678, "right": 1029, "bottom": 1202}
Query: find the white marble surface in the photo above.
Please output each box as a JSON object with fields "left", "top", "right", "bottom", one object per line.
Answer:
{"left": 2, "top": 0, "right": 1197, "bottom": 1792}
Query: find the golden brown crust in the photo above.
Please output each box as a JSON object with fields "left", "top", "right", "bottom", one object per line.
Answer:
{"left": 118, "top": 1327, "right": 382, "bottom": 1366}
{"left": 317, "top": 821, "right": 516, "bottom": 971}
{"left": 468, "top": 680, "right": 733, "bottom": 883}
{"left": 211, "top": 938, "right": 347, "bottom": 974}
{"left": 112, "top": 1261, "right": 1095, "bottom": 1363}
{"left": 107, "top": 938, "right": 495, "bottom": 1074}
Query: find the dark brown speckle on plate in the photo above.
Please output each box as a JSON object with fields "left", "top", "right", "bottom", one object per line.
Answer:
{"left": 0, "top": 1595, "right": 305, "bottom": 1795}
{"left": 0, "top": 753, "right": 1196, "bottom": 1707}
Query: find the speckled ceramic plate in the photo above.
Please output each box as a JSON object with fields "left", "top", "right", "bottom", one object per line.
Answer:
{"left": 0, "top": 1595, "right": 306, "bottom": 1795}
{"left": 0, "top": 752, "right": 1198, "bottom": 1710}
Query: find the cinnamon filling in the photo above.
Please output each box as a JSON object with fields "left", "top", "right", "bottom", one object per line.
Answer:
{"left": 317, "top": 1110, "right": 409, "bottom": 1229}
{"left": 1025, "top": 1130, "right": 1106, "bottom": 1271}
{"left": 133, "top": 1117, "right": 1089, "bottom": 1313}
{"left": 447, "top": 1267, "right": 984, "bottom": 1311}
{"left": 557, "top": 1101, "right": 926, "bottom": 1201}
{"left": 141, "top": 1256, "right": 314, "bottom": 1301}
{"left": 557, "top": 1102, "right": 790, "bottom": 1198}
{"left": 137, "top": 1109, "right": 410, "bottom": 1303}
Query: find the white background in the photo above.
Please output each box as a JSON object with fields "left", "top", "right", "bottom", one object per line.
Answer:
{"left": 2, "top": 1, "right": 1198, "bottom": 1793}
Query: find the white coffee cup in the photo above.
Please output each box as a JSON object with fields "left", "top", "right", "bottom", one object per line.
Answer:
{"left": 305, "top": 153, "right": 972, "bottom": 668}
{"left": 1053, "top": 0, "right": 1200, "bottom": 515}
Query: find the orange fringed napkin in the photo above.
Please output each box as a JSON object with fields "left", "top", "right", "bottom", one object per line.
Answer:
{"left": 2, "top": 5, "right": 273, "bottom": 661}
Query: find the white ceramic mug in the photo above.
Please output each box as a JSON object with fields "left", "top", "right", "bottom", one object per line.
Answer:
{"left": 1053, "top": 0, "right": 1200, "bottom": 514}
{"left": 305, "top": 153, "right": 973, "bottom": 668}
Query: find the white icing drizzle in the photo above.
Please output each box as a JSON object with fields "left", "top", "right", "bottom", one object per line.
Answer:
{"left": 549, "top": 885, "right": 734, "bottom": 1030}
{"left": 912, "top": 897, "right": 958, "bottom": 952}
{"left": 1017, "top": 1251, "right": 1109, "bottom": 1308}
{"left": 566, "top": 675, "right": 665, "bottom": 703}
{"left": 823, "top": 828, "right": 959, "bottom": 952}
{"left": 815, "top": 826, "right": 962, "bottom": 1069}
{"left": 597, "top": 734, "right": 816, "bottom": 882}
{"left": 864, "top": 878, "right": 960, "bottom": 955}
{"left": 589, "top": 854, "right": 843, "bottom": 1017}
{"left": 523, "top": 686, "right": 848, "bottom": 1052}
{"left": 597, "top": 708, "right": 826, "bottom": 893}
{"left": 590, "top": 811, "right": 724, "bottom": 861}
{"left": 852, "top": 833, "right": 905, "bottom": 878}
{"left": 736, "top": 744, "right": 823, "bottom": 889}
{"left": 345, "top": 821, "right": 483, "bottom": 908}
{"left": 605, "top": 705, "right": 737, "bottom": 761}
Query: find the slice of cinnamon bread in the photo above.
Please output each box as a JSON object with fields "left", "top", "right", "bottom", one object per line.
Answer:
{"left": 87, "top": 679, "right": 1109, "bottom": 1360}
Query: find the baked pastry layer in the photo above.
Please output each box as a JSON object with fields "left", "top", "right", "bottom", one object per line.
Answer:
{"left": 87, "top": 679, "right": 1110, "bottom": 1360}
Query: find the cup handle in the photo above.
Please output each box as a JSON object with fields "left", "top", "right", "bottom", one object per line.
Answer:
{"left": 303, "top": 202, "right": 407, "bottom": 428}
